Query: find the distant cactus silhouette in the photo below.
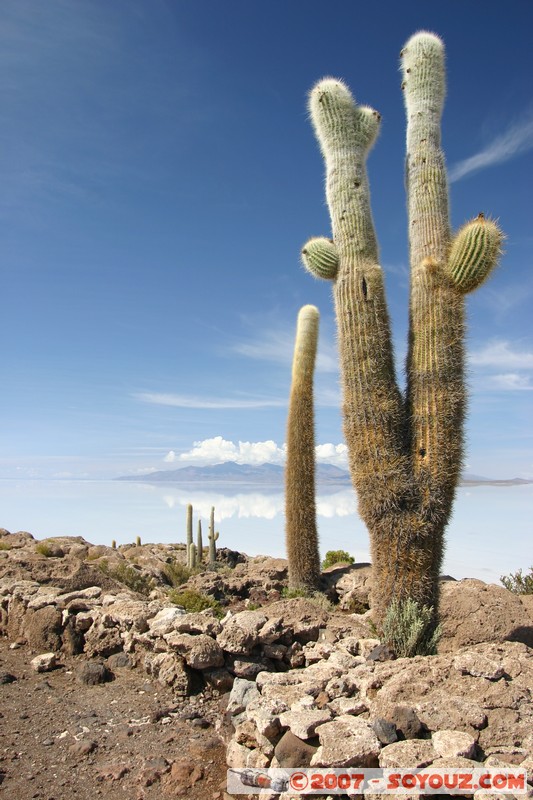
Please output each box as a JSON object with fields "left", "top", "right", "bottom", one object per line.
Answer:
{"left": 302, "top": 32, "right": 503, "bottom": 628}
{"left": 208, "top": 506, "right": 219, "bottom": 565}
{"left": 285, "top": 304, "right": 321, "bottom": 592}
{"left": 196, "top": 519, "right": 203, "bottom": 564}
{"left": 186, "top": 504, "right": 193, "bottom": 549}
{"left": 187, "top": 541, "right": 197, "bottom": 569}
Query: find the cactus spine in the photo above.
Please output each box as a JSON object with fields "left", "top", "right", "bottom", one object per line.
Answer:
{"left": 285, "top": 304, "right": 321, "bottom": 592}
{"left": 196, "top": 519, "right": 203, "bottom": 564}
{"left": 186, "top": 504, "right": 193, "bottom": 549}
{"left": 208, "top": 507, "right": 219, "bottom": 565}
{"left": 303, "top": 32, "right": 503, "bottom": 626}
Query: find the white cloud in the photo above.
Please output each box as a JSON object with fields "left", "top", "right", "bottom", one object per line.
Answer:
{"left": 174, "top": 436, "right": 350, "bottom": 467}
{"left": 135, "top": 392, "right": 286, "bottom": 409}
{"left": 469, "top": 340, "right": 533, "bottom": 369}
{"left": 178, "top": 436, "right": 287, "bottom": 465}
{"left": 315, "top": 443, "right": 349, "bottom": 468}
{"left": 488, "top": 373, "right": 533, "bottom": 391}
{"left": 449, "top": 114, "right": 533, "bottom": 182}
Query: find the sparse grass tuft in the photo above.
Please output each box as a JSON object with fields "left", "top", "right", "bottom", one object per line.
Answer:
{"left": 98, "top": 559, "right": 154, "bottom": 596}
{"left": 162, "top": 560, "right": 193, "bottom": 588}
{"left": 281, "top": 587, "right": 309, "bottom": 599}
{"left": 0, "top": 541, "right": 12, "bottom": 551}
{"left": 35, "top": 541, "right": 54, "bottom": 557}
{"left": 281, "top": 587, "right": 334, "bottom": 611}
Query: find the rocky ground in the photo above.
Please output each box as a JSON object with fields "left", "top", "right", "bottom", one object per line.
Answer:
{"left": 1, "top": 528, "right": 532, "bottom": 800}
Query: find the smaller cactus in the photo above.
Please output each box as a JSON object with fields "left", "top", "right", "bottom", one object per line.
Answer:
{"left": 445, "top": 214, "right": 503, "bottom": 293}
{"left": 136, "top": 535, "right": 141, "bottom": 547}
{"left": 187, "top": 542, "right": 197, "bottom": 569}
{"left": 208, "top": 506, "right": 219, "bottom": 565}
{"left": 186, "top": 504, "right": 193, "bottom": 548}
{"left": 111, "top": 539, "right": 117, "bottom": 550}
{"left": 196, "top": 520, "right": 203, "bottom": 564}
{"left": 208, "top": 533, "right": 219, "bottom": 565}
{"left": 285, "top": 304, "right": 321, "bottom": 593}
{"left": 301, "top": 237, "right": 339, "bottom": 280}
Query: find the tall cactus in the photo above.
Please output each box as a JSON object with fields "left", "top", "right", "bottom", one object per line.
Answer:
{"left": 302, "top": 32, "right": 503, "bottom": 626}
{"left": 208, "top": 506, "right": 219, "bottom": 565}
{"left": 186, "top": 504, "right": 193, "bottom": 549}
{"left": 196, "top": 519, "right": 203, "bottom": 564}
{"left": 285, "top": 304, "right": 321, "bottom": 592}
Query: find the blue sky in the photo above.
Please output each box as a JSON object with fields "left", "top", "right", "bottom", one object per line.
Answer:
{"left": 2, "top": 0, "right": 533, "bottom": 481}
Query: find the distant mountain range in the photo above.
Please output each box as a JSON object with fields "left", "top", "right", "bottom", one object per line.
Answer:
{"left": 116, "top": 462, "right": 532, "bottom": 487}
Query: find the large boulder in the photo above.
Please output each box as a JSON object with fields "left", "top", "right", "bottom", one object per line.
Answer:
{"left": 439, "top": 579, "right": 533, "bottom": 652}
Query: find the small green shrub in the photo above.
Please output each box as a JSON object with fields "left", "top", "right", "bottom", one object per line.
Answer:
{"left": 0, "top": 541, "right": 12, "bottom": 551}
{"left": 381, "top": 598, "right": 441, "bottom": 658}
{"left": 98, "top": 559, "right": 153, "bottom": 596}
{"left": 281, "top": 587, "right": 333, "bottom": 611}
{"left": 36, "top": 541, "right": 54, "bottom": 557}
{"left": 322, "top": 550, "right": 355, "bottom": 569}
{"left": 281, "top": 587, "right": 309, "bottom": 599}
{"left": 501, "top": 567, "right": 533, "bottom": 595}
{"left": 162, "top": 560, "right": 193, "bottom": 588}
{"left": 168, "top": 588, "right": 223, "bottom": 617}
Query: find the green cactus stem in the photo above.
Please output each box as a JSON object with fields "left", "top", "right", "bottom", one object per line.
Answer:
{"left": 301, "top": 237, "right": 339, "bottom": 280}
{"left": 208, "top": 507, "right": 219, "bottom": 565}
{"left": 136, "top": 535, "right": 141, "bottom": 547}
{"left": 111, "top": 539, "right": 116, "bottom": 550}
{"left": 186, "top": 504, "right": 193, "bottom": 549}
{"left": 285, "top": 304, "right": 321, "bottom": 592}
{"left": 196, "top": 519, "right": 203, "bottom": 564}
{"left": 304, "top": 32, "right": 503, "bottom": 628}
{"left": 446, "top": 214, "right": 504, "bottom": 293}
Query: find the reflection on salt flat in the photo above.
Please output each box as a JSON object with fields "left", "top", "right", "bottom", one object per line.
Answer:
{"left": 0, "top": 480, "right": 531, "bottom": 584}
{"left": 159, "top": 488, "right": 357, "bottom": 522}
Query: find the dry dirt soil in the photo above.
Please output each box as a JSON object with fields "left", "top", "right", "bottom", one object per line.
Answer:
{"left": 0, "top": 637, "right": 233, "bottom": 800}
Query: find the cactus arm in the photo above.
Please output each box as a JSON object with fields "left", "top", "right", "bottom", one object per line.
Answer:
{"left": 285, "top": 305, "right": 321, "bottom": 592}
{"left": 301, "top": 237, "right": 339, "bottom": 280}
{"left": 402, "top": 32, "right": 465, "bottom": 511}
{"left": 308, "top": 79, "right": 411, "bottom": 519}
{"left": 446, "top": 215, "right": 504, "bottom": 293}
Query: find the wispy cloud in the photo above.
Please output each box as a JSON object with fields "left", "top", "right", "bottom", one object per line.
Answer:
{"left": 449, "top": 114, "right": 533, "bottom": 182}
{"left": 233, "top": 325, "right": 338, "bottom": 373}
{"left": 469, "top": 340, "right": 533, "bottom": 393}
{"left": 488, "top": 374, "right": 533, "bottom": 391}
{"left": 482, "top": 281, "right": 533, "bottom": 319}
{"left": 469, "top": 340, "right": 533, "bottom": 369}
{"left": 135, "top": 392, "right": 286, "bottom": 409}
